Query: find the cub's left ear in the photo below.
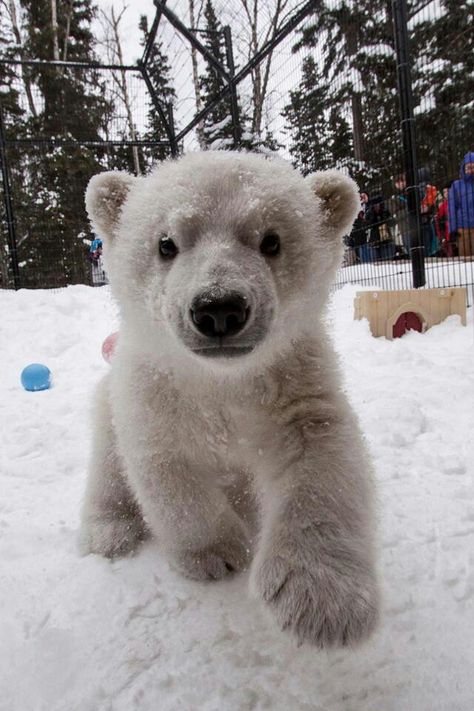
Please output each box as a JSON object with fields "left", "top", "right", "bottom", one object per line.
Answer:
{"left": 306, "top": 170, "right": 360, "bottom": 235}
{"left": 85, "top": 171, "right": 136, "bottom": 243}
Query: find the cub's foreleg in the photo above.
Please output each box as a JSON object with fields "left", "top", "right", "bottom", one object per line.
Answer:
{"left": 252, "top": 386, "right": 379, "bottom": 647}
{"left": 112, "top": 370, "right": 251, "bottom": 580}
{"left": 79, "top": 376, "right": 148, "bottom": 557}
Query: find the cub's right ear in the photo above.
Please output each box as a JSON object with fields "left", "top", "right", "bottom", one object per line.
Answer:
{"left": 85, "top": 171, "right": 136, "bottom": 242}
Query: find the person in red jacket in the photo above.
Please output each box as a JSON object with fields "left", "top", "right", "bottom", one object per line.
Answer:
{"left": 435, "top": 184, "right": 457, "bottom": 257}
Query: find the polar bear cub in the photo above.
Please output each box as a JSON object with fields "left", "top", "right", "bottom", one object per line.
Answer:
{"left": 80, "top": 151, "right": 379, "bottom": 647}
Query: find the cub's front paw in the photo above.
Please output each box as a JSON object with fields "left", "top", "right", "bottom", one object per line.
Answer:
{"left": 79, "top": 516, "right": 148, "bottom": 558}
{"left": 252, "top": 553, "right": 378, "bottom": 647}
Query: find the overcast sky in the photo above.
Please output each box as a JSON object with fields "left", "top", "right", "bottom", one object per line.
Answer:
{"left": 93, "top": 0, "right": 157, "bottom": 64}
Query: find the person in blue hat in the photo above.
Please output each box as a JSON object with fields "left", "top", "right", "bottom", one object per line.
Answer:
{"left": 448, "top": 152, "right": 474, "bottom": 257}
{"left": 87, "top": 235, "right": 108, "bottom": 286}
{"left": 88, "top": 236, "right": 103, "bottom": 262}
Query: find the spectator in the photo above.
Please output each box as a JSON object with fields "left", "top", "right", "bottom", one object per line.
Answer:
{"left": 88, "top": 237, "right": 103, "bottom": 263}
{"left": 349, "top": 208, "right": 368, "bottom": 262}
{"left": 365, "top": 196, "right": 395, "bottom": 259}
{"left": 87, "top": 235, "right": 107, "bottom": 286}
{"left": 360, "top": 191, "right": 370, "bottom": 216}
{"left": 394, "top": 173, "right": 410, "bottom": 255}
{"left": 435, "top": 184, "right": 457, "bottom": 258}
{"left": 394, "top": 168, "right": 438, "bottom": 257}
{"left": 448, "top": 152, "right": 474, "bottom": 257}
{"left": 418, "top": 167, "right": 439, "bottom": 256}
{"left": 344, "top": 192, "right": 370, "bottom": 264}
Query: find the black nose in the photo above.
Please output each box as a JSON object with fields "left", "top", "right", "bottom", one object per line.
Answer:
{"left": 191, "top": 294, "right": 249, "bottom": 337}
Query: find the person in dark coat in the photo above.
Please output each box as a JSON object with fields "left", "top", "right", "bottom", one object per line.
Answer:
{"left": 366, "top": 196, "right": 393, "bottom": 242}
{"left": 394, "top": 174, "right": 409, "bottom": 248}
{"left": 394, "top": 169, "right": 439, "bottom": 257}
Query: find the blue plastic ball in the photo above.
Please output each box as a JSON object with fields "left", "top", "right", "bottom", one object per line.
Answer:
{"left": 21, "top": 363, "right": 52, "bottom": 392}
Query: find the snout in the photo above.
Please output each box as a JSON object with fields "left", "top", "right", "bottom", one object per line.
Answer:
{"left": 173, "top": 278, "right": 274, "bottom": 360}
{"left": 190, "top": 293, "right": 250, "bottom": 338}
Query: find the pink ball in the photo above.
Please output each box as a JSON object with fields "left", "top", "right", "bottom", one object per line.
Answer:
{"left": 101, "top": 332, "right": 119, "bottom": 363}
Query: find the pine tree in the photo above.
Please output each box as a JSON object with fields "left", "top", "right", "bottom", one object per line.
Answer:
{"left": 22, "top": 0, "right": 108, "bottom": 139}
{"left": 139, "top": 14, "right": 176, "bottom": 167}
{"left": 282, "top": 55, "right": 332, "bottom": 175}
{"left": 0, "top": 15, "right": 23, "bottom": 126}
{"left": 295, "top": 0, "right": 399, "bottom": 190}
{"left": 411, "top": 0, "right": 474, "bottom": 184}
{"left": 294, "top": 0, "right": 474, "bottom": 193}
{"left": 199, "top": 0, "right": 240, "bottom": 149}
{"left": 328, "top": 109, "right": 353, "bottom": 167}
{"left": 16, "top": 0, "right": 110, "bottom": 288}
{"left": 0, "top": 5, "right": 25, "bottom": 288}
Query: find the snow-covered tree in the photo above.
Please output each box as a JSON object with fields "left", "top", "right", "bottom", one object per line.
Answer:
{"left": 198, "top": 0, "right": 237, "bottom": 149}
{"left": 139, "top": 14, "right": 177, "bottom": 167}
{"left": 14, "top": 0, "right": 109, "bottom": 287}
{"left": 411, "top": 0, "right": 474, "bottom": 183}
{"left": 282, "top": 55, "right": 332, "bottom": 175}
{"left": 295, "top": 0, "right": 399, "bottom": 188}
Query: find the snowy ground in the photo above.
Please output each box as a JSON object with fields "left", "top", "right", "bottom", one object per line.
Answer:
{"left": 1, "top": 283, "right": 473, "bottom": 711}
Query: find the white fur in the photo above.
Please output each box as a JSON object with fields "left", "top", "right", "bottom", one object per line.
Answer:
{"left": 80, "top": 151, "right": 379, "bottom": 647}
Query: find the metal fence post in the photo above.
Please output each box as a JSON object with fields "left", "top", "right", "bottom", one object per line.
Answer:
{"left": 223, "top": 26, "right": 242, "bottom": 149}
{"left": 166, "top": 102, "right": 178, "bottom": 156}
{"left": 392, "top": 0, "right": 425, "bottom": 288}
{"left": 0, "top": 103, "right": 20, "bottom": 290}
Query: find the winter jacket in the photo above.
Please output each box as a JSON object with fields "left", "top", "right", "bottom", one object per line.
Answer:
{"left": 448, "top": 152, "right": 474, "bottom": 231}
{"left": 418, "top": 168, "right": 439, "bottom": 226}
{"left": 435, "top": 200, "right": 450, "bottom": 241}
{"left": 365, "top": 198, "right": 393, "bottom": 244}
{"left": 350, "top": 211, "right": 368, "bottom": 246}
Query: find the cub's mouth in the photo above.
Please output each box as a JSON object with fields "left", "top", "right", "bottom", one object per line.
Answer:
{"left": 191, "top": 344, "right": 254, "bottom": 358}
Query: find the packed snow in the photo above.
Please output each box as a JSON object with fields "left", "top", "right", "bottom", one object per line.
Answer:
{"left": 0, "top": 282, "right": 473, "bottom": 711}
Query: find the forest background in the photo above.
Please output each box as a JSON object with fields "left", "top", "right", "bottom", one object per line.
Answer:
{"left": 0, "top": 0, "right": 472, "bottom": 287}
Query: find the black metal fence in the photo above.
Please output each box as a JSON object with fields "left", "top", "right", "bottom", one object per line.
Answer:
{"left": 1, "top": 0, "right": 473, "bottom": 299}
{"left": 0, "top": 56, "right": 173, "bottom": 289}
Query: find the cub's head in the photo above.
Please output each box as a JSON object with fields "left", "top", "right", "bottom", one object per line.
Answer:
{"left": 86, "top": 152, "right": 358, "bottom": 366}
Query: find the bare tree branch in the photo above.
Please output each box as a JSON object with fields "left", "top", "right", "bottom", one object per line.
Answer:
{"left": 6, "top": 0, "right": 37, "bottom": 117}
{"left": 51, "top": 0, "right": 60, "bottom": 61}
{"left": 62, "top": 0, "right": 74, "bottom": 62}
{"left": 99, "top": 3, "right": 142, "bottom": 175}
{"left": 236, "top": 0, "right": 291, "bottom": 137}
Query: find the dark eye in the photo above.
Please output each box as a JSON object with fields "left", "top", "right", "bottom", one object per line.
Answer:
{"left": 159, "top": 236, "right": 178, "bottom": 260}
{"left": 260, "top": 232, "right": 280, "bottom": 257}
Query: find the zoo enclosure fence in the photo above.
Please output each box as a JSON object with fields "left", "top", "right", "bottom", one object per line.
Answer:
{"left": 0, "top": 0, "right": 473, "bottom": 302}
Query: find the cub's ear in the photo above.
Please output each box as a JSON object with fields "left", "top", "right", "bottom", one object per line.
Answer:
{"left": 85, "top": 171, "right": 136, "bottom": 242}
{"left": 306, "top": 170, "right": 360, "bottom": 235}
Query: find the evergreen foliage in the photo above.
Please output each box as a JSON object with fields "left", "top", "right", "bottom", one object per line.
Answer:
{"left": 0, "top": 7, "right": 24, "bottom": 288}
{"left": 197, "top": 0, "right": 280, "bottom": 153}
{"left": 412, "top": 0, "right": 474, "bottom": 183}
{"left": 14, "top": 0, "right": 109, "bottom": 287}
{"left": 293, "top": 0, "right": 473, "bottom": 193}
{"left": 282, "top": 55, "right": 332, "bottom": 175}
{"left": 0, "top": 0, "right": 472, "bottom": 288}
{"left": 294, "top": 0, "right": 399, "bottom": 189}
{"left": 198, "top": 0, "right": 237, "bottom": 149}
{"left": 0, "top": 10, "right": 23, "bottom": 125}
{"left": 139, "top": 14, "right": 177, "bottom": 166}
